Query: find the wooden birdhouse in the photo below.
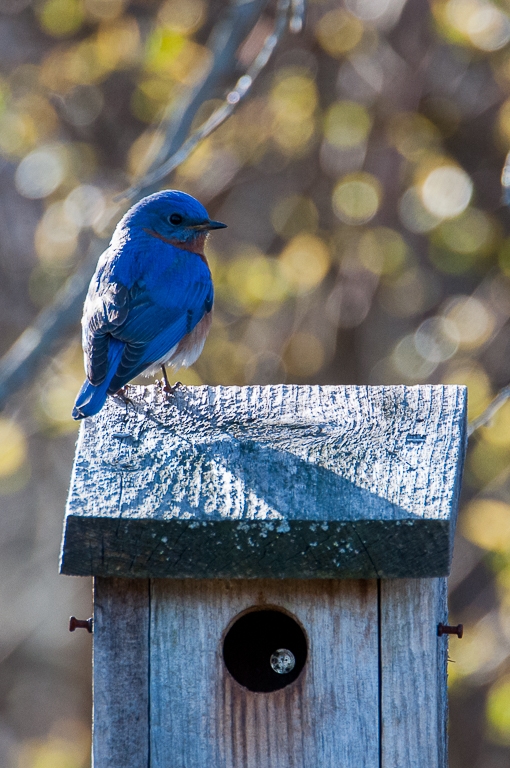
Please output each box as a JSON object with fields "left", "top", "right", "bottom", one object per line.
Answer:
{"left": 61, "top": 384, "right": 467, "bottom": 768}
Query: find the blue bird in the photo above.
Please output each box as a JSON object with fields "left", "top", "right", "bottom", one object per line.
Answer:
{"left": 72, "top": 190, "right": 226, "bottom": 420}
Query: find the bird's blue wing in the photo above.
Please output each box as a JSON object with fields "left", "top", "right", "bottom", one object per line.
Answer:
{"left": 82, "top": 263, "right": 130, "bottom": 386}
{"left": 108, "top": 277, "right": 213, "bottom": 392}
{"left": 82, "top": 249, "right": 213, "bottom": 392}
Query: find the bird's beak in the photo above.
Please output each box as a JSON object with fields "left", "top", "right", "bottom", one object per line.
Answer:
{"left": 191, "top": 220, "right": 227, "bottom": 231}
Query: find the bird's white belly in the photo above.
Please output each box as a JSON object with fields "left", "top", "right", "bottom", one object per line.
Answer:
{"left": 142, "top": 311, "right": 212, "bottom": 376}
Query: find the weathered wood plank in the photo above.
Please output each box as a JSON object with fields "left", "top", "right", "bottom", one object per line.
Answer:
{"left": 61, "top": 385, "right": 466, "bottom": 578}
{"left": 380, "top": 578, "right": 448, "bottom": 768}
{"left": 149, "top": 579, "right": 379, "bottom": 768}
{"left": 93, "top": 578, "right": 149, "bottom": 768}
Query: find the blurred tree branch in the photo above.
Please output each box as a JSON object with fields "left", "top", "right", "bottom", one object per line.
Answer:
{"left": 0, "top": 0, "right": 296, "bottom": 412}
{"left": 122, "top": 0, "right": 292, "bottom": 201}
{"left": 137, "top": 0, "right": 270, "bottom": 190}
{"left": 468, "top": 386, "right": 510, "bottom": 436}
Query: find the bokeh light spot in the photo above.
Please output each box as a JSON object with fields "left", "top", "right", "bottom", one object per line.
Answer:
{"left": 61, "top": 85, "right": 104, "bottom": 127}
{"left": 468, "top": 438, "right": 510, "bottom": 486}
{"left": 39, "top": 374, "right": 82, "bottom": 429}
{"left": 435, "top": 208, "right": 497, "bottom": 256}
{"left": 444, "top": 0, "right": 510, "bottom": 52}
{"left": 0, "top": 111, "right": 37, "bottom": 157}
{"left": 39, "top": 0, "right": 84, "bottom": 36}
{"left": 399, "top": 186, "right": 442, "bottom": 233}
{"left": 223, "top": 247, "right": 289, "bottom": 313}
{"left": 35, "top": 202, "right": 80, "bottom": 263}
{"left": 96, "top": 16, "right": 141, "bottom": 72}
{"left": 487, "top": 675, "right": 510, "bottom": 745}
{"left": 332, "top": 173, "right": 381, "bottom": 224}
{"left": 278, "top": 234, "right": 330, "bottom": 293}
{"left": 442, "top": 361, "right": 492, "bottom": 421}
{"left": 270, "top": 71, "right": 318, "bottom": 156}
{"left": 387, "top": 112, "right": 441, "bottom": 161}
{"left": 442, "top": 295, "right": 495, "bottom": 349}
{"left": 498, "top": 97, "right": 510, "bottom": 147}
{"left": 15, "top": 146, "right": 65, "bottom": 199}
{"left": 391, "top": 334, "right": 438, "bottom": 381}
{"left": 0, "top": 418, "right": 27, "bottom": 477}
{"left": 445, "top": 615, "right": 502, "bottom": 685}
{"left": 64, "top": 184, "right": 104, "bottom": 227}
{"left": 145, "top": 29, "right": 210, "bottom": 86}
{"left": 315, "top": 9, "right": 363, "bottom": 57}
{"left": 158, "top": 0, "right": 205, "bottom": 34}
{"left": 324, "top": 101, "right": 372, "bottom": 149}
{"left": 479, "top": 400, "right": 510, "bottom": 448}
{"left": 346, "top": 0, "right": 390, "bottom": 21}
{"left": 463, "top": 499, "right": 510, "bottom": 552}
{"left": 414, "top": 316, "right": 458, "bottom": 363}
{"left": 358, "top": 227, "right": 408, "bottom": 275}
{"left": 14, "top": 728, "right": 90, "bottom": 768}
{"left": 84, "top": 0, "right": 124, "bottom": 21}
{"left": 145, "top": 28, "right": 186, "bottom": 71}
{"left": 420, "top": 165, "right": 473, "bottom": 219}
{"left": 241, "top": 255, "right": 287, "bottom": 302}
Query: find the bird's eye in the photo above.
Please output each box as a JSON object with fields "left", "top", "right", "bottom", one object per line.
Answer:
{"left": 169, "top": 213, "right": 183, "bottom": 225}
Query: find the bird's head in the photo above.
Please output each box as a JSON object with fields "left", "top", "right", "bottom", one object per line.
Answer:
{"left": 119, "top": 190, "right": 226, "bottom": 247}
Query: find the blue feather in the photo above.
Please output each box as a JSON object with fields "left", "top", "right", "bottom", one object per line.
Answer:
{"left": 72, "top": 190, "right": 225, "bottom": 420}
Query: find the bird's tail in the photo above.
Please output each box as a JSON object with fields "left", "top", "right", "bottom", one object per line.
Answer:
{"left": 72, "top": 341, "right": 125, "bottom": 420}
{"left": 72, "top": 379, "right": 111, "bottom": 420}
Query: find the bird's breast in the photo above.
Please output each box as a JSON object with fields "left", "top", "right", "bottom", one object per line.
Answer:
{"left": 143, "top": 229, "right": 209, "bottom": 265}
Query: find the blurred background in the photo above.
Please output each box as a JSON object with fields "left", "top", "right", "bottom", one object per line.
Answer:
{"left": 0, "top": 0, "right": 510, "bottom": 764}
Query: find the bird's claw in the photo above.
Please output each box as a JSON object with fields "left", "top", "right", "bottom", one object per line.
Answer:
{"left": 113, "top": 386, "right": 133, "bottom": 407}
{"left": 163, "top": 380, "right": 183, "bottom": 395}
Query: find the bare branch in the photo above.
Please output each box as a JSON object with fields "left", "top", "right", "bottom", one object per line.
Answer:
{"left": 132, "top": 0, "right": 270, "bottom": 193}
{"left": 289, "top": 0, "right": 306, "bottom": 33}
{"left": 120, "top": 0, "right": 292, "bottom": 201}
{"left": 468, "top": 386, "right": 510, "bottom": 436}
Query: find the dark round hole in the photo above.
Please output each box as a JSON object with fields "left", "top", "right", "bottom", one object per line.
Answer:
{"left": 223, "top": 608, "right": 307, "bottom": 692}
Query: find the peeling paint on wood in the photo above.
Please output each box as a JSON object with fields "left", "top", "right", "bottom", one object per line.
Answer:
{"left": 61, "top": 384, "right": 466, "bottom": 578}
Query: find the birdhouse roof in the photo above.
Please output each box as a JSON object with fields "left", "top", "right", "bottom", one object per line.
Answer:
{"left": 61, "top": 384, "right": 466, "bottom": 579}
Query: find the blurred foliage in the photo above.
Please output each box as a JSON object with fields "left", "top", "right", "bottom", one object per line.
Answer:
{"left": 13, "top": 719, "right": 90, "bottom": 768}
{"left": 3, "top": 0, "right": 510, "bottom": 764}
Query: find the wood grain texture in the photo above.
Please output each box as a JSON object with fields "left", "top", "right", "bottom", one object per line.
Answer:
{"left": 61, "top": 384, "right": 467, "bottom": 578}
{"left": 380, "top": 578, "right": 448, "bottom": 768}
{"left": 93, "top": 578, "right": 149, "bottom": 768}
{"left": 149, "top": 578, "right": 379, "bottom": 768}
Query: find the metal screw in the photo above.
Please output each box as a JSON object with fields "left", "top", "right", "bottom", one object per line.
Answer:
{"left": 69, "top": 616, "right": 93, "bottom": 634}
{"left": 270, "top": 648, "right": 296, "bottom": 674}
{"left": 437, "top": 623, "right": 463, "bottom": 638}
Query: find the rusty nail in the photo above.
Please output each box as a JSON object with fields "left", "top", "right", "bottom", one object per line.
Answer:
{"left": 437, "top": 623, "right": 463, "bottom": 638}
{"left": 69, "top": 616, "right": 93, "bottom": 634}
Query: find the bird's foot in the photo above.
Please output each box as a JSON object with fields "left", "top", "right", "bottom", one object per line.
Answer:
{"left": 113, "top": 386, "right": 133, "bottom": 406}
{"left": 160, "top": 364, "right": 182, "bottom": 395}
{"left": 163, "top": 380, "right": 183, "bottom": 395}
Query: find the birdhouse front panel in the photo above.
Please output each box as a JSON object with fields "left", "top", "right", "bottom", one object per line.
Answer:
{"left": 93, "top": 575, "right": 447, "bottom": 768}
